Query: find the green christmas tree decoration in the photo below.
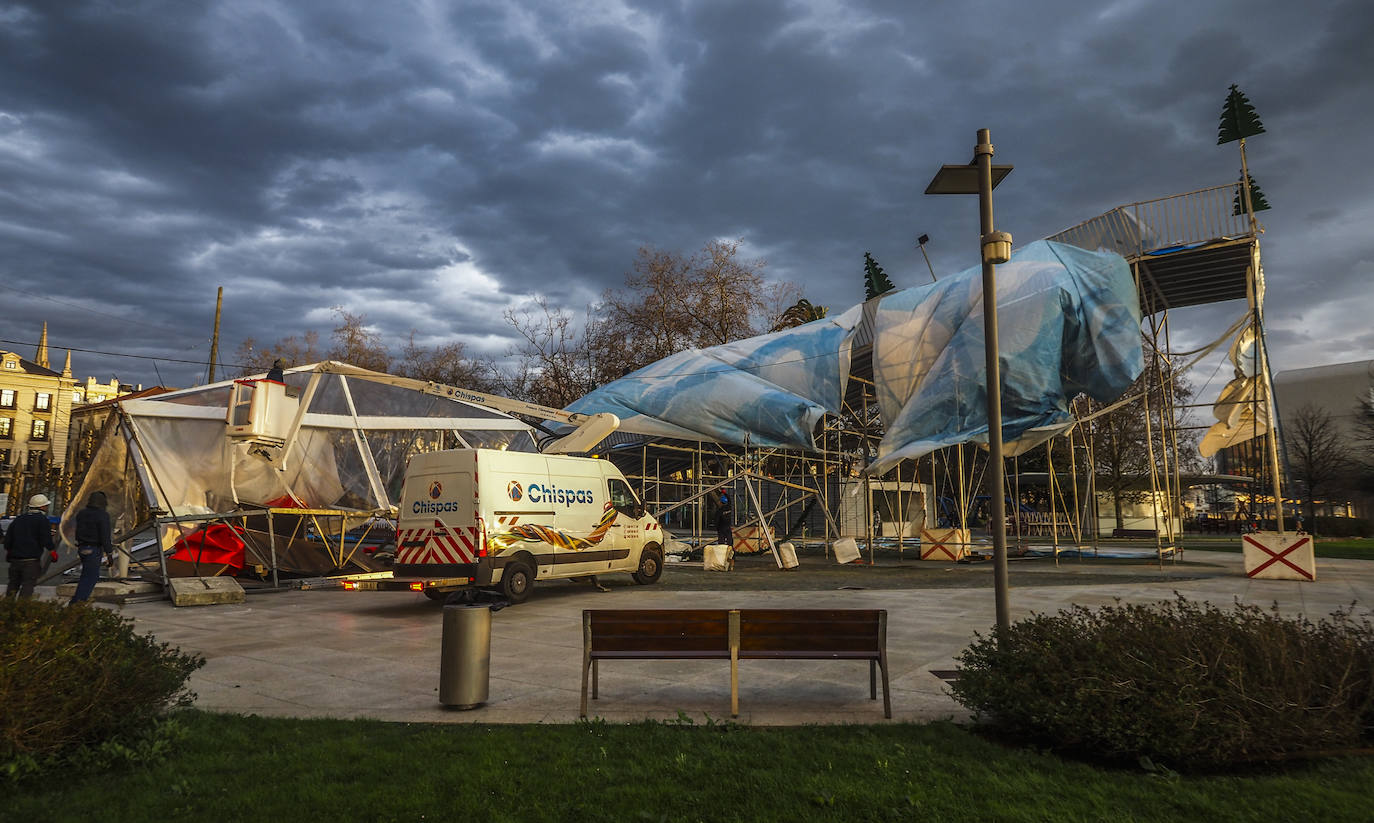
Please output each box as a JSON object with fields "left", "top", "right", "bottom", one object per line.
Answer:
{"left": 1233, "top": 173, "right": 1271, "bottom": 215}
{"left": 863, "top": 252, "right": 895, "bottom": 301}
{"left": 1218, "top": 84, "right": 1265, "bottom": 145}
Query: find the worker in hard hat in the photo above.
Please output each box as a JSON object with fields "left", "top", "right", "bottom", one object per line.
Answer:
{"left": 5, "top": 493, "right": 55, "bottom": 599}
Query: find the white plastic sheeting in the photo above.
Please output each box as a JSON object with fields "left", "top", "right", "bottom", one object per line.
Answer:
{"left": 568, "top": 240, "right": 1143, "bottom": 473}
{"left": 1199, "top": 324, "right": 1267, "bottom": 458}
{"left": 62, "top": 362, "right": 537, "bottom": 540}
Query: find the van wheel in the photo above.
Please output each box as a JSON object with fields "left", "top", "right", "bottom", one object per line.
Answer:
{"left": 501, "top": 560, "right": 534, "bottom": 604}
{"left": 632, "top": 548, "right": 663, "bottom": 585}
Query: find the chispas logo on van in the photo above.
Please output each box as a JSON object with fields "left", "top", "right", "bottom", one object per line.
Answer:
{"left": 413, "top": 479, "right": 461, "bottom": 514}
{"left": 506, "top": 478, "right": 595, "bottom": 507}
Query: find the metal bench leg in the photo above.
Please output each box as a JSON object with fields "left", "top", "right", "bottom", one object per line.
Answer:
{"left": 592, "top": 659, "right": 599, "bottom": 699}
{"left": 869, "top": 660, "right": 877, "bottom": 699}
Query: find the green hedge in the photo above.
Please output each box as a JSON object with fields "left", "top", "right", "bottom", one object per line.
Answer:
{"left": 950, "top": 598, "right": 1374, "bottom": 770}
{"left": 1, "top": 598, "right": 203, "bottom": 777}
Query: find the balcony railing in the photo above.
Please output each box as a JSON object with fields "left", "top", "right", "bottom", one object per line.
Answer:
{"left": 1048, "top": 183, "right": 1252, "bottom": 259}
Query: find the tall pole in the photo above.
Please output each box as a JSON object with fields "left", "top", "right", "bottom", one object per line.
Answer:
{"left": 975, "top": 128, "right": 1011, "bottom": 637}
{"left": 207, "top": 286, "right": 223, "bottom": 383}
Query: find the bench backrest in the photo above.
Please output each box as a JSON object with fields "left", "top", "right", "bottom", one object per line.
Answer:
{"left": 585, "top": 609, "right": 731, "bottom": 655}
{"left": 584, "top": 608, "right": 885, "bottom": 657}
{"left": 738, "top": 609, "right": 884, "bottom": 654}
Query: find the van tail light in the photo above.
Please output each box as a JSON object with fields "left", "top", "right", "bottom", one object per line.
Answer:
{"left": 476, "top": 516, "right": 489, "bottom": 557}
{"left": 409, "top": 582, "right": 425, "bottom": 592}
{"left": 342, "top": 581, "right": 357, "bottom": 590}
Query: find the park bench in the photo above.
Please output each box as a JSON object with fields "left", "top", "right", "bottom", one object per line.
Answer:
{"left": 580, "top": 608, "right": 890, "bottom": 719}
{"left": 1111, "top": 528, "right": 1158, "bottom": 539}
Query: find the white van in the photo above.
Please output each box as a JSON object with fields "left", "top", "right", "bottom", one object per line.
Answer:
{"left": 350, "top": 448, "right": 663, "bottom": 603}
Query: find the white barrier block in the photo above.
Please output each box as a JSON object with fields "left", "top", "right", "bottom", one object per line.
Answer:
{"left": 1242, "top": 532, "right": 1316, "bottom": 581}
{"left": 919, "top": 527, "right": 970, "bottom": 561}
{"left": 778, "top": 541, "right": 799, "bottom": 569}
{"left": 703, "top": 544, "right": 733, "bottom": 572}
{"left": 833, "top": 537, "right": 860, "bottom": 564}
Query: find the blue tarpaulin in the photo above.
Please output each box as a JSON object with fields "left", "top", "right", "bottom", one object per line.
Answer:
{"left": 566, "top": 240, "right": 1142, "bottom": 472}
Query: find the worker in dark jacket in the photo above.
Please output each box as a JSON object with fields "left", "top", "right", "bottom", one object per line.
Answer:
{"left": 70, "top": 490, "right": 114, "bottom": 604}
{"left": 714, "top": 490, "right": 734, "bottom": 548}
{"left": 5, "top": 494, "right": 55, "bottom": 599}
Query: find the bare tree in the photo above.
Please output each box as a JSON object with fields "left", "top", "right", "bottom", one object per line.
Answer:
{"left": 1349, "top": 370, "right": 1374, "bottom": 502}
{"left": 586, "top": 239, "right": 790, "bottom": 385}
{"left": 396, "top": 332, "right": 501, "bottom": 392}
{"left": 232, "top": 330, "right": 322, "bottom": 376}
{"left": 328, "top": 308, "right": 391, "bottom": 373}
{"left": 503, "top": 296, "right": 607, "bottom": 409}
{"left": 1081, "top": 358, "right": 1197, "bottom": 532}
{"left": 1285, "top": 402, "right": 1353, "bottom": 526}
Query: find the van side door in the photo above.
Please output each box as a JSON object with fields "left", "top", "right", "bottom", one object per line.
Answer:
{"left": 606, "top": 476, "right": 645, "bottom": 572}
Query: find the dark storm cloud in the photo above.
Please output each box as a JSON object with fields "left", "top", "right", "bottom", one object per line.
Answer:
{"left": 0, "top": 0, "right": 1372, "bottom": 392}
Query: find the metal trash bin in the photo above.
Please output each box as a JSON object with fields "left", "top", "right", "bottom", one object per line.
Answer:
{"left": 439, "top": 603, "right": 491, "bottom": 709}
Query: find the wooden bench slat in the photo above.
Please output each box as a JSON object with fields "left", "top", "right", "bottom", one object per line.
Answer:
{"left": 592, "top": 650, "right": 732, "bottom": 659}
{"left": 592, "top": 637, "right": 730, "bottom": 653}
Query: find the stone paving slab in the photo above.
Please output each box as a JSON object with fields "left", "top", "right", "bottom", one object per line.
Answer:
{"left": 28, "top": 549, "right": 1374, "bottom": 726}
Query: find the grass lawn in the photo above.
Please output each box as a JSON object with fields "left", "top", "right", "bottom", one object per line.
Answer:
{"left": 8, "top": 711, "right": 1374, "bottom": 823}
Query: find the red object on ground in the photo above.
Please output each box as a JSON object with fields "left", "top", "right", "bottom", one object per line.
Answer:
{"left": 169, "top": 524, "right": 247, "bottom": 570}
{"left": 262, "top": 493, "right": 307, "bottom": 509}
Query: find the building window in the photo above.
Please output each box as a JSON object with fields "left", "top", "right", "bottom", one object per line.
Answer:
{"left": 3, "top": 360, "right": 15, "bottom": 369}
{"left": 0, "top": 417, "right": 10, "bottom": 439}
{"left": 73, "top": 391, "right": 84, "bottom": 403}
{"left": 0, "top": 447, "right": 9, "bottom": 466}
{"left": 35, "top": 392, "right": 52, "bottom": 412}
{"left": 26, "top": 450, "right": 46, "bottom": 472}
{"left": 0, "top": 389, "right": 13, "bottom": 409}
{"left": 31, "top": 419, "right": 47, "bottom": 440}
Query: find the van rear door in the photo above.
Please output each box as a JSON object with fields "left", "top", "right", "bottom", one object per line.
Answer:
{"left": 394, "top": 453, "right": 481, "bottom": 577}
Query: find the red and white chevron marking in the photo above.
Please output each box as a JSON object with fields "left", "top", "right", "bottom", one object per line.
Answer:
{"left": 396, "top": 519, "right": 481, "bottom": 565}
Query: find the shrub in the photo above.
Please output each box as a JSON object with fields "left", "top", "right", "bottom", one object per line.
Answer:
{"left": 949, "top": 597, "right": 1374, "bottom": 770}
{"left": 0, "top": 598, "right": 204, "bottom": 772}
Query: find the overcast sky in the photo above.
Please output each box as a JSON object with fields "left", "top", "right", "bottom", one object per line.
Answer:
{"left": 1, "top": 0, "right": 1371, "bottom": 400}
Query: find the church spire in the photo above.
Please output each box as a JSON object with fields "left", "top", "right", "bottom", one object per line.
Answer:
{"left": 35, "top": 322, "right": 49, "bottom": 369}
{"left": 62, "top": 349, "right": 72, "bottom": 378}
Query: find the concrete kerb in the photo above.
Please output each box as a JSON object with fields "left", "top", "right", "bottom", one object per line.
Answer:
{"left": 26, "top": 550, "right": 1374, "bottom": 726}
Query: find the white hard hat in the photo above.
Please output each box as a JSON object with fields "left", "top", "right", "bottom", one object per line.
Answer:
{"left": 28, "top": 493, "right": 51, "bottom": 508}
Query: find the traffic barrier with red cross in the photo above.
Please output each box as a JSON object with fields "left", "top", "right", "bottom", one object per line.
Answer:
{"left": 919, "top": 527, "right": 970, "bottom": 561}
{"left": 1241, "top": 532, "right": 1316, "bottom": 581}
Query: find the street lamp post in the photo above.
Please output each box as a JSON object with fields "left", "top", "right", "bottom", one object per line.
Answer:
{"left": 926, "top": 128, "right": 1014, "bottom": 637}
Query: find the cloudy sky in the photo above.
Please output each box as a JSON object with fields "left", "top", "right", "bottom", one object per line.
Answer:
{"left": 1, "top": 0, "right": 1371, "bottom": 399}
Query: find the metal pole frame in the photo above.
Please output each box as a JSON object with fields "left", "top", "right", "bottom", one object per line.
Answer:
{"left": 975, "top": 128, "right": 1011, "bottom": 637}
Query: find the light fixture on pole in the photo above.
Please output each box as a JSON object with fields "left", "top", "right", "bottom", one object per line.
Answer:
{"left": 926, "top": 128, "right": 1013, "bottom": 637}
{"left": 915, "top": 234, "right": 938, "bottom": 282}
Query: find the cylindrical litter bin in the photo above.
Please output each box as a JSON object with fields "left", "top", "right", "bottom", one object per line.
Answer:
{"left": 439, "top": 603, "right": 491, "bottom": 709}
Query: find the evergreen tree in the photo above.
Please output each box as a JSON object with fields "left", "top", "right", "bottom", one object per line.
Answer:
{"left": 1218, "top": 84, "right": 1265, "bottom": 145}
{"left": 863, "top": 252, "right": 895, "bottom": 301}
{"left": 771, "top": 298, "right": 829, "bottom": 331}
{"left": 1233, "top": 173, "right": 1271, "bottom": 215}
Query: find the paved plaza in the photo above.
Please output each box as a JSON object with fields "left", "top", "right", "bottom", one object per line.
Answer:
{"left": 25, "top": 549, "right": 1374, "bottom": 726}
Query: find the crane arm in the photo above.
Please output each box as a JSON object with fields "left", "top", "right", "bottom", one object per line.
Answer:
{"left": 311, "top": 362, "right": 618, "bottom": 453}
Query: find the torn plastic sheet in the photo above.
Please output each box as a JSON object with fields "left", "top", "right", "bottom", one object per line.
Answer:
{"left": 568, "top": 240, "right": 1142, "bottom": 472}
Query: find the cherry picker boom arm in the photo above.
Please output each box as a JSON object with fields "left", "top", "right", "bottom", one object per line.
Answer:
{"left": 309, "top": 362, "right": 619, "bottom": 454}
{"left": 417, "top": 382, "right": 620, "bottom": 453}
